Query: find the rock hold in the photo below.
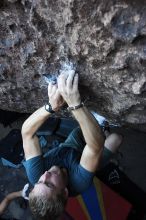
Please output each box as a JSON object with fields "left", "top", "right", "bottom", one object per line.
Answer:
{"left": 0, "top": 0, "right": 146, "bottom": 131}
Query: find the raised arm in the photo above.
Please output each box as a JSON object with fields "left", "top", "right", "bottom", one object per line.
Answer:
{"left": 0, "top": 183, "right": 30, "bottom": 215}
{"left": 57, "top": 72, "right": 104, "bottom": 172}
{"left": 0, "top": 191, "right": 22, "bottom": 215}
{"left": 22, "top": 83, "right": 64, "bottom": 160}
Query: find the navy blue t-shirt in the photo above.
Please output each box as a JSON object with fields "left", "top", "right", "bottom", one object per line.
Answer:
{"left": 23, "top": 147, "right": 94, "bottom": 196}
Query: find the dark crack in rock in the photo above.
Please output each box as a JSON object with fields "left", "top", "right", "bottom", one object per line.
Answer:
{"left": 0, "top": 0, "right": 146, "bottom": 131}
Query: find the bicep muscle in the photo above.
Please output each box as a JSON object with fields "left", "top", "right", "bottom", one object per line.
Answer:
{"left": 23, "top": 135, "right": 42, "bottom": 160}
{"left": 80, "top": 144, "right": 103, "bottom": 173}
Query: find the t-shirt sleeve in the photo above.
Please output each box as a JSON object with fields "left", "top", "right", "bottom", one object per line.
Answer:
{"left": 23, "top": 155, "right": 44, "bottom": 185}
{"left": 69, "top": 163, "right": 94, "bottom": 196}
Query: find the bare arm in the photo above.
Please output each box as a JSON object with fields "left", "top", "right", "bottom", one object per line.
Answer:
{"left": 22, "top": 83, "right": 64, "bottom": 160}
{"left": 22, "top": 106, "right": 51, "bottom": 160}
{"left": 0, "top": 191, "right": 22, "bottom": 215}
{"left": 22, "top": 106, "right": 51, "bottom": 139}
{"left": 58, "top": 73, "right": 104, "bottom": 172}
{"left": 72, "top": 107, "right": 103, "bottom": 153}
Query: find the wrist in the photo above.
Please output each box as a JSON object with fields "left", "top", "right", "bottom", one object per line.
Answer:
{"left": 67, "top": 102, "right": 84, "bottom": 111}
{"left": 68, "top": 102, "right": 81, "bottom": 107}
{"left": 51, "top": 106, "right": 60, "bottom": 112}
{"left": 71, "top": 106, "right": 86, "bottom": 121}
{"left": 19, "top": 191, "right": 23, "bottom": 197}
{"left": 45, "top": 103, "right": 55, "bottom": 113}
{"left": 47, "top": 101, "right": 62, "bottom": 112}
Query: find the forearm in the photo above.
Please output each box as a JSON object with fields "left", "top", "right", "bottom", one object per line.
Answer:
{"left": 72, "top": 107, "right": 104, "bottom": 152}
{"left": 22, "top": 106, "right": 51, "bottom": 138}
{"left": 0, "top": 191, "right": 22, "bottom": 215}
{"left": 6, "top": 191, "right": 22, "bottom": 200}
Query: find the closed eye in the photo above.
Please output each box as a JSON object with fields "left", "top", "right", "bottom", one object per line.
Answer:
{"left": 37, "top": 181, "right": 55, "bottom": 189}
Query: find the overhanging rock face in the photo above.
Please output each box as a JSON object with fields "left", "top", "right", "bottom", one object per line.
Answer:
{"left": 0, "top": 0, "right": 146, "bottom": 131}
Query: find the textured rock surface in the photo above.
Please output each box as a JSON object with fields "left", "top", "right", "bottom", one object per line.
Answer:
{"left": 0, "top": 0, "right": 146, "bottom": 130}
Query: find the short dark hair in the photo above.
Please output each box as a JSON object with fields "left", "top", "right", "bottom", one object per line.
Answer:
{"left": 29, "top": 190, "right": 67, "bottom": 220}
